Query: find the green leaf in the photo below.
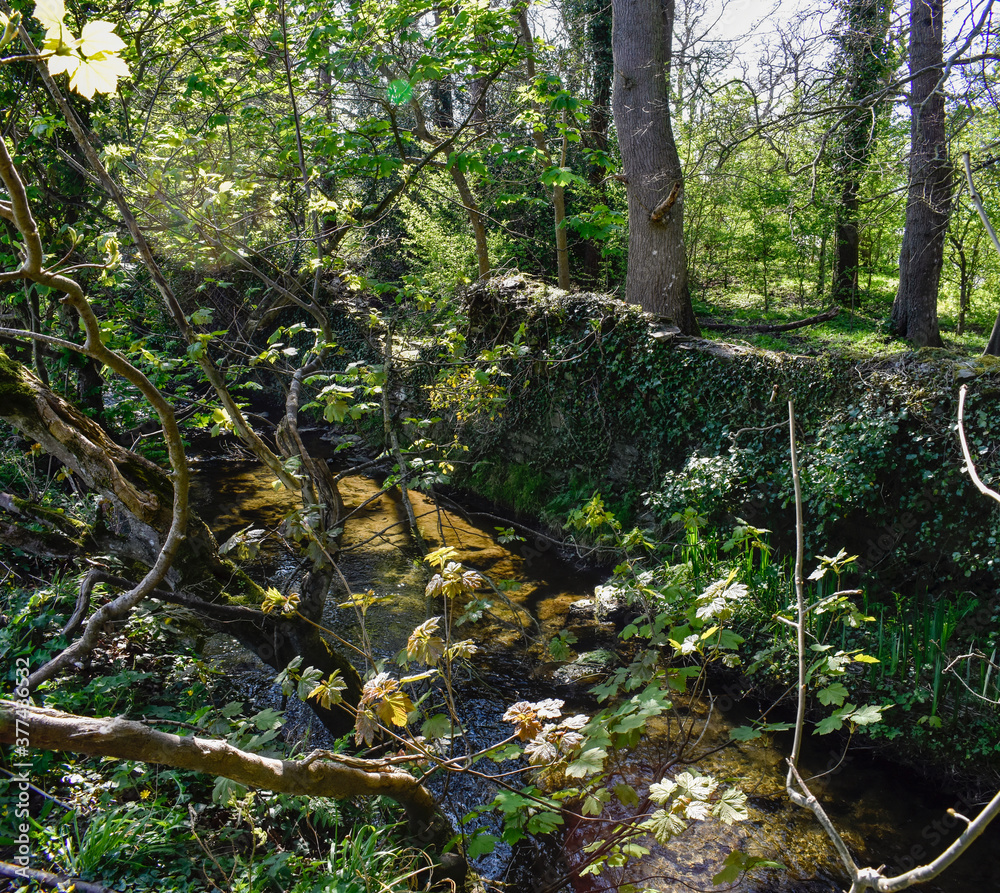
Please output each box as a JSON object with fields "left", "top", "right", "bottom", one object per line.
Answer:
{"left": 848, "top": 704, "right": 884, "bottom": 725}
{"left": 526, "top": 811, "right": 563, "bottom": 835}
{"left": 818, "top": 682, "right": 849, "bottom": 706}
{"left": 816, "top": 705, "right": 853, "bottom": 735}
{"left": 614, "top": 783, "right": 639, "bottom": 807}
{"left": 712, "top": 787, "right": 749, "bottom": 825}
{"left": 641, "top": 808, "right": 686, "bottom": 844}
{"left": 540, "top": 165, "right": 585, "bottom": 188}
{"left": 386, "top": 78, "right": 413, "bottom": 105}
{"left": 466, "top": 832, "right": 499, "bottom": 859}
{"left": 712, "top": 851, "right": 785, "bottom": 885}
{"left": 421, "top": 713, "right": 455, "bottom": 740}
{"left": 729, "top": 725, "right": 762, "bottom": 742}
{"left": 565, "top": 747, "right": 606, "bottom": 778}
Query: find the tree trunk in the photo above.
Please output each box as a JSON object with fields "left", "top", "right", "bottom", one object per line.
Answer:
{"left": 611, "top": 0, "right": 700, "bottom": 334}
{"left": 517, "top": 5, "right": 572, "bottom": 290}
{"left": 833, "top": 179, "right": 861, "bottom": 306}
{"left": 450, "top": 165, "right": 491, "bottom": 279}
{"left": 0, "top": 348, "right": 362, "bottom": 733}
{"left": 831, "top": 0, "right": 892, "bottom": 306}
{"left": 891, "top": 0, "right": 949, "bottom": 347}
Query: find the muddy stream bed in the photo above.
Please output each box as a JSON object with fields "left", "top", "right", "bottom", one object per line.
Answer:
{"left": 191, "top": 458, "right": 1000, "bottom": 893}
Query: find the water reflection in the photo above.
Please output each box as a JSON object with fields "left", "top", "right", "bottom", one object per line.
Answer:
{"left": 191, "top": 460, "right": 1000, "bottom": 893}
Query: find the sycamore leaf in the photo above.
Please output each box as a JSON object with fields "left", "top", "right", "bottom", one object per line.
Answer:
{"left": 818, "top": 682, "right": 849, "bottom": 707}
{"left": 641, "top": 808, "right": 686, "bottom": 844}
{"left": 69, "top": 51, "right": 130, "bottom": 99}
{"left": 816, "top": 707, "right": 851, "bottom": 735}
{"left": 79, "top": 19, "right": 126, "bottom": 55}
{"left": 564, "top": 746, "right": 606, "bottom": 778}
{"left": 466, "top": 832, "right": 499, "bottom": 859}
{"left": 729, "top": 725, "right": 762, "bottom": 742}
{"left": 354, "top": 708, "right": 378, "bottom": 746}
{"left": 386, "top": 78, "right": 413, "bottom": 105}
{"left": 614, "top": 782, "right": 639, "bottom": 808}
{"left": 526, "top": 811, "right": 563, "bottom": 835}
{"left": 374, "top": 689, "right": 414, "bottom": 727}
{"left": 848, "top": 704, "right": 884, "bottom": 725}
{"left": 308, "top": 671, "right": 346, "bottom": 710}
{"left": 406, "top": 616, "right": 446, "bottom": 666}
{"left": 421, "top": 714, "right": 455, "bottom": 740}
{"left": 34, "top": 0, "right": 66, "bottom": 32}
{"left": 648, "top": 779, "right": 677, "bottom": 806}
{"left": 46, "top": 49, "right": 80, "bottom": 76}
{"left": 713, "top": 851, "right": 785, "bottom": 885}
{"left": 713, "top": 787, "right": 749, "bottom": 825}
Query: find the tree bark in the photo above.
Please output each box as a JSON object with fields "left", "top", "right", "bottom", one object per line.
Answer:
{"left": 611, "top": 0, "right": 700, "bottom": 335}
{"left": 891, "top": 0, "right": 949, "bottom": 347}
{"left": 0, "top": 700, "right": 445, "bottom": 846}
{"left": 831, "top": 0, "right": 892, "bottom": 306}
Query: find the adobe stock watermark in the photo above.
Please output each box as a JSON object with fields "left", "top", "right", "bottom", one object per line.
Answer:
{"left": 9, "top": 655, "right": 32, "bottom": 880}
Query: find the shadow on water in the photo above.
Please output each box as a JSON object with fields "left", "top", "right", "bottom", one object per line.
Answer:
{"left": 191, "top": 460, "right": 1000, "bottom": 893}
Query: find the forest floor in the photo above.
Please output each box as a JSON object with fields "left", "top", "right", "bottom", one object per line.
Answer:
{"left": 692, "top": 278, "right": 994, "bottom": 357}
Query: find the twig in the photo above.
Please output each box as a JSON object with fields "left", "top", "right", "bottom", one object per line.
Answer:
{"left": 957, "top": 385, "right": 1000, "bottom": 505}
{"left": 786, "top": 399, "right": 807, "bottom": 784}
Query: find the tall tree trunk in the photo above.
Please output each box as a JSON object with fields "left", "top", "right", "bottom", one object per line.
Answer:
{"left": 611, "top": 0, "right": 700, "bottom": 334}
{"left": 571, "top": 0, "right": 614, "bottom": 285}
{"left": 517, "top": 5, "right": 572, "bottom": 290}
{"left": 833, "top": 180, "right": 861, "bottom": 306}
{"left": 891, "top": 0, "right": 949, "bottom": 347}
{"left": 831, "top": 0, "right": 892, "bottom": 306}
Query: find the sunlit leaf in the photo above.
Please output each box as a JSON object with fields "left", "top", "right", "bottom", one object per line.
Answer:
{"left": 34, "top": 0, "right": 66, "bottom": 32}
{"left": 79, "top": 19, "right": 126, "bottom": 55}
{"left": 69, "top": 52, "right": 130, "bottom": 99}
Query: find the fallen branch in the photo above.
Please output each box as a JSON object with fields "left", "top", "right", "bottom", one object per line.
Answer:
{"left": 0, "top": 700, "right": 443, "bottom": 843}
{"left": 699, "top": 305, "right": 840, "bottom": 333}
{"left": 0, "top": 861, "right": 113, "bottom": 893}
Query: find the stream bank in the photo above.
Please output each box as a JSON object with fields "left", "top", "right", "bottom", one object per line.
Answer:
{"left": 191, "top": 457, "right": 1000, "bottom": 893}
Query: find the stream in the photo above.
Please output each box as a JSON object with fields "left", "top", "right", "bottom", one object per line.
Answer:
{"left": 190, "top": 457, "right": 1000, "bottom": 893}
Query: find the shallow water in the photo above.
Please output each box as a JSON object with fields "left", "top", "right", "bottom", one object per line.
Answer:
{"left": 191, "top": 460, "right": 1000, "bottom": 893}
